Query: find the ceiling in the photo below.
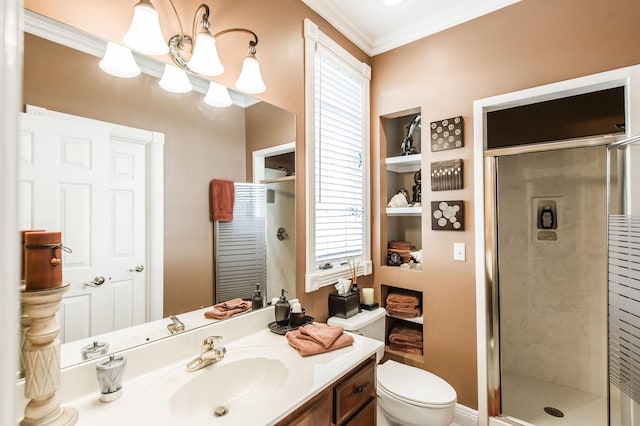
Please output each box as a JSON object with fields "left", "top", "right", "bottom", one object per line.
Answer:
{"left": 301, "top": 0, "right": 521, "bottom": 56}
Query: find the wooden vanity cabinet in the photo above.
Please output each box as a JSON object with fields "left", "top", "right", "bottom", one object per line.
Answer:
{"left": 277, "top": 356, "right": 376, "bottom": 426}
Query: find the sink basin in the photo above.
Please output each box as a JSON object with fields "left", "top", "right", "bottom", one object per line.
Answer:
{"left": 138, "top": 346, "right": 307, "bottom": 425}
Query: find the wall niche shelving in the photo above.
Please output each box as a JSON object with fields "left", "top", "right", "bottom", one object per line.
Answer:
{"left": 381, "top": 284, "right": 424, "bottom": 368}
{"left": 381, "top": 108, "right": 422, "bottom": 271}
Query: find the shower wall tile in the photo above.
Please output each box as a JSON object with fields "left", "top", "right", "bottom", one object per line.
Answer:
{"left": 266, "top": 180, "right": 296, "bottom": 301}
{"left": 498, "top": 146, "right": 607, "bottom": 397}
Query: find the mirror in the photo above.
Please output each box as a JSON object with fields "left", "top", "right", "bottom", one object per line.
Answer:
{"left": 20, "top": 11, "right": 296, "bottom": 370}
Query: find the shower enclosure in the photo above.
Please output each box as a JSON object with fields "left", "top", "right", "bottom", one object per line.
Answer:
{"left": 494, "top": 144, "right": 610, "bottom": 425}
{"left": 485, "top": 136, "right": 640, "bottom": 425}
{"left": 475, "top": 66, "right": 640, "bottom": 426}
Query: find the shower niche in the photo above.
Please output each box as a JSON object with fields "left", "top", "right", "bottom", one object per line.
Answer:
{"left": 533, "top": 197, "right": 561, "bottom": 242}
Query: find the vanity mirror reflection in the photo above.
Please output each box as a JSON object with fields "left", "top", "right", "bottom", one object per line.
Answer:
{"left": 20, "top": 11, "right": 296, "bottom": 370}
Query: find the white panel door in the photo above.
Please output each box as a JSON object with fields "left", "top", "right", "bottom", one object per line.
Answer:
{"left": 19, "top": 113, "right": 148, "bottom": 342}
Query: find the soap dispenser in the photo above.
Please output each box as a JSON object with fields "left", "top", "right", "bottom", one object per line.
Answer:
{"left": 252, "top": 283, "right": 264, "bottom": 310}
{"left": 275, "top": 289, "right": 291, "bottom": 326}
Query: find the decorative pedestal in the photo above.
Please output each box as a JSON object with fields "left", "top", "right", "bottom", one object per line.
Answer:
{"left": 20, "top": 284, "right": 78, "bottom": 426}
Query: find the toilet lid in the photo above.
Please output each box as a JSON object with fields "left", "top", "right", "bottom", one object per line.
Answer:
{"left": 377, "top": 360, "right": 457, "bottom": 406}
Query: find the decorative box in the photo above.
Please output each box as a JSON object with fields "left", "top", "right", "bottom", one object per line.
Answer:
{"left": 329, "top": 291, "right": 360, "bottom": 319}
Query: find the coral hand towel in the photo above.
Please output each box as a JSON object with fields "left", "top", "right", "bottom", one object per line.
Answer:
{"left": 210, "top": 179, "right": 234, "bottom": 222}
{"left": 204, "top": 298, "right": 251, "bottom": 320}
{"left": 298, "top": 323, "right": 344, "bottom": 349}
{"left": 285, "top": 329, "right": 354, "bottom": 357}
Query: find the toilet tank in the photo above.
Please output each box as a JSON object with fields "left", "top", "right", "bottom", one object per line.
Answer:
{"left": 328, "top": 308, "right": 386, "bottom": 341}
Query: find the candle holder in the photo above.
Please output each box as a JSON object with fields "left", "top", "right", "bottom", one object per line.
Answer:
{"left": 20, "top": 283, "right": 78, "bottom": 426}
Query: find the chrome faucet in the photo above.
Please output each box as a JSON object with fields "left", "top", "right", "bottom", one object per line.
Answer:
{"left": 167, "top": 315, "right": 185, "bottom": 335}
{"left": 186, "top": 336, "right": 226, "bottom": 372}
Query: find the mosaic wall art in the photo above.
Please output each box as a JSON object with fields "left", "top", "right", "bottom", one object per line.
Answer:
{"left": 431, "top": 200, "right": 464, "bottom": 231}
{"left": 430, "top": 116, "right": 463, "bottom": 152}
{"left": 431, "top": 159, "right": 463, "bottom": 191}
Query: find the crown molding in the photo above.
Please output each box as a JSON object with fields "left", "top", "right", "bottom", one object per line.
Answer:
{"left": 302, "top": 0, "right": 521, "bottom": 57}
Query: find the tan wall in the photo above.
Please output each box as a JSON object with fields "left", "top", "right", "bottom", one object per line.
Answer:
{"left": 371, "top": 0, "right": 640, "bottom": 409}
{"left": 245, "top": 101, "right": 296, "bottom": 183}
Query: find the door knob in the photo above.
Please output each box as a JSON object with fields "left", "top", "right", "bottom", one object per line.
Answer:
{"left": 85, "top": 276, "right": 106, "bottom": 287}
{"left": 129, "top": 265, "right": 144, "bottom": 272}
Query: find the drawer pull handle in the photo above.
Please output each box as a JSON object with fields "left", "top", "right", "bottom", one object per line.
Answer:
{"left": 349, "top": 381, "right": 370, "bottom": 397}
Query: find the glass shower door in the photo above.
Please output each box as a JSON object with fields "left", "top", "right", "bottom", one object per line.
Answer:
{"left": 608, "top": 137, "right": 640, "bottom": 426}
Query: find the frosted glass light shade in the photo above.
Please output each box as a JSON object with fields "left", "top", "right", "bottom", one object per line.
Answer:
{"left": 235, "top": 55, "right": 266, "bottom": 94}
{"left": 124, "top": 0, "right": 169, "bottom": 56}
{"left": 204, "top": 82, "right": 233, "bottom": 107}
{"left": 159, "top": 64, "right": 193, "bottom": 93}
{"left": 99, "top": 42, "right": 141, "bottom": 78}
{"left": 188, "top": 32, "right": 224, "bottom": 76}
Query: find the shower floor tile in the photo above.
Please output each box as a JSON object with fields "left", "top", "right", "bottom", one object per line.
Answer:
{"left": 501, "top": 371, "right": 607, "bottom": 426}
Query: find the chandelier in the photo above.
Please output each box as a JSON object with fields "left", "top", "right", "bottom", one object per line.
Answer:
{"left": 99, "top": 0, "right": 266, "bottom": 107}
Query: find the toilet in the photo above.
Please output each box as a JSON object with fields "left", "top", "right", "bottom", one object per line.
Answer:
{"left": 327, "top": 308, "right": 456, "bottom": 426}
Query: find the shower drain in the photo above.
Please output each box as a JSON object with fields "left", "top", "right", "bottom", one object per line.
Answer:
{"left": 544, "top": 406, "right": 565, "bottom": 418}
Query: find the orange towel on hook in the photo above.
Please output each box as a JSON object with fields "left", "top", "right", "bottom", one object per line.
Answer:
{"left": 210, "top": 179, "right": 234, "bottom": 222}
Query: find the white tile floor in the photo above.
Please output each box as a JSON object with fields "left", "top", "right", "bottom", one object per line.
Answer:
{"left": 501, "top": 371, "right": 607, "bottom": 426}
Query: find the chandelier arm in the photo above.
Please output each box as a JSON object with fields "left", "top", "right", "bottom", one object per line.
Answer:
{"left": 168, "top": 35, "right": 193, "bottom": 72}
{"left": 212, "top": 28, "right": 259, "bottom": 53}
{"left": 166, "top": 0, "right": 186, "bottom": 41}
{"left": 191, "top": 4, "right": 211, "bottom": 38}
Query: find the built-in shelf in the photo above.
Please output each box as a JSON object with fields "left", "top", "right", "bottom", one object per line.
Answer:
{"left": 384, "top": 345, "right": 424, "bottom": 367}
{"left": 386, "top": 206, "right": 422, "bottom": 216}
{"left": 260, "top": 175, "right": 295, "bottom": 184}
{"left": 380, "top": 265, "right": 423, "bottom": 273}
{"left": 385, "top": 154, "right": 421, "bottom": 173}
{"left": 387, "top": 314, "right": 423, "bottom": 325}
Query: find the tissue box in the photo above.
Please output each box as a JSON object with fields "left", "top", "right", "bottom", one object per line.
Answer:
{"left": 329, "top": 291, "right": 360, "bottom": 319}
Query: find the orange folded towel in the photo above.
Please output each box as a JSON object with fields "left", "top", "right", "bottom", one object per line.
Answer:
{"left": 387, "top": 306, "right": 422, "bottom": 318}
{"left": 389, "top": 327, "right": 423, "bottom": 349}
{"left": 389, "top": 344, "right": 423, "bottom": 355}
{"left": 386, "top": 292, "right": 420, "bottom": 318}
{"left": 386, "top": 293, "right": 419, "bottom": 306}
{"left": 389, "top": 325, "right": 423, "bottom": 355}
{"left": 285, "top": 324, "right": 354, "bottom": 357}
{"left": 210, "top": 179, "right": 234, "bottom": 222}
{"left": 204, "top": 298, "right": 251, "bottom": 320}
{"left": 298, "top": 323, "right": 345, "bottom": 349}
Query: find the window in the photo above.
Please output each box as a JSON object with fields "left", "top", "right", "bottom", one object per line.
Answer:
{"left": 304, "top": 19, "right": 371, "bottom": 291}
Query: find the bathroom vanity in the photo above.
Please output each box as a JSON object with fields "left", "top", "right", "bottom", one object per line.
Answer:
{"left": 278, "top": 356, "right": 376, "bottom": 425}
{"left": 16, "top": 306, "right": 383, "bottom": 425}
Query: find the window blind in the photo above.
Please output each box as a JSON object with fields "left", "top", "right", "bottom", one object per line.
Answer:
{"left": 313, "top": 47, "right": 365, "bottom": 266}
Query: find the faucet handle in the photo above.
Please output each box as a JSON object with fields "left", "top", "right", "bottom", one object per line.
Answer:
{"left": 202, "top": 336, "right": 223, "bottom": 352}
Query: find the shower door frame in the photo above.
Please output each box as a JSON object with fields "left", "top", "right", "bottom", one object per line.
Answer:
{"left": 474, "top": 64, "right": 640, "bottom": 426}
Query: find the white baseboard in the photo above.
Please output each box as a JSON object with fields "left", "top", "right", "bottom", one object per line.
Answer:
{"left": 454, "top": 403, "right": 479, "bottom": 426}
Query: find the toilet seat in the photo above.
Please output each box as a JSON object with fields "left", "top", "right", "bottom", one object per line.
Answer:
{"left": 377, "top": 360, "right": 456, "bottom": 408}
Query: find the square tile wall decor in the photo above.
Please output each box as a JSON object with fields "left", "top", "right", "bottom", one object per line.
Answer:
{"left": 431, "top": 200, "right": 464, "bottom": 231}
{"left": 430, "top": 159, "right": 463, "bottom": 191}
{"left": 430, "top": 116, "right": 463, "bottom": 152}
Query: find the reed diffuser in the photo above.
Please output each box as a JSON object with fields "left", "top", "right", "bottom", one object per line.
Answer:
{"left": 348, "top": 258, "right": 359, "bottom": 290}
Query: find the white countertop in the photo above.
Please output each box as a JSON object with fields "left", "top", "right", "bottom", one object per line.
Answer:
{"left": 19, "top": 307, "right": 383, "bottom": 426}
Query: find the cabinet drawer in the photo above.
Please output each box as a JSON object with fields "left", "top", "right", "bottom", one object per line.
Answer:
{"left": 344, "top": 397, "right": 375, "bottom": 426}
{"left": 334, "top": 357, "right": 376, "bottom": 425}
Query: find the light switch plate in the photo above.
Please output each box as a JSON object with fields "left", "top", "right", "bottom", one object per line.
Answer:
{"left": 453, "top": 243, "right": 466, "bottom": 261}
